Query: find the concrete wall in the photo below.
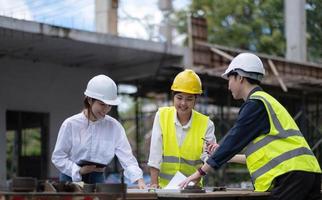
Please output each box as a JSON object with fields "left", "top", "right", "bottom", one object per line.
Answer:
{"left": 0, "top": 57, "right": 113, "bottom": 179}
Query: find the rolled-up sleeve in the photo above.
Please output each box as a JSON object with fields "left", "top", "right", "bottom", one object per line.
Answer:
{"left": 201, "top": 119, "right": 216, "bottom": 162}
{"left": 115, "top": 124, "right": 143, "bottom": 183}
{"left": 147, "top": 112, "right": 163, "bottom": 169}
{"left": 123, "top": 165, "right": 143, "bottom": 183}
{"left": 52, "top": 122, "right": 82, "bottom": 181}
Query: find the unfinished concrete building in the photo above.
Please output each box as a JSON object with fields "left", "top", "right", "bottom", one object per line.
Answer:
{"left": 0, "top": 2, "right": 321, "bottom": 191}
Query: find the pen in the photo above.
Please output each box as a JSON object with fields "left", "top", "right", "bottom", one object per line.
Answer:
{"left": 202, "top": 138, "right": 211, "bottom": 155}
{"left": 201, "top": 137, "right": 208, "bottom": 143}
{"left": 202, "top": 137, "right": 210, "bottom": 146}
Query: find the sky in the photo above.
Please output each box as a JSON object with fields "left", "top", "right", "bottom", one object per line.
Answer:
{"left": 0, "top": 0, "right": 190, "bottom": 42}
{"left": 0, "top": 0, "right": 191, "bottom": 111}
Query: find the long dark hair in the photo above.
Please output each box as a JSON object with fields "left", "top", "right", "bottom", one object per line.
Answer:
{"left": 83, "top": 96, "right": 97, "bottom": 124}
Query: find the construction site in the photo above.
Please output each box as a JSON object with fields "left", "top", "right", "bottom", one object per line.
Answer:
{"left": 0, "top": 0, "right": 321, "bottom": 199}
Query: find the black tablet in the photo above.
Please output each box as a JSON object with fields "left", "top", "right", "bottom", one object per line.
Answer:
{"left": 77, "top": 160, "right": 106, "bottom": 168}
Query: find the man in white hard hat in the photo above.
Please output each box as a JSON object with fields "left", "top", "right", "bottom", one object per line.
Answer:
{"left": 180, "top": 53, "right": 321, "bottom": 200}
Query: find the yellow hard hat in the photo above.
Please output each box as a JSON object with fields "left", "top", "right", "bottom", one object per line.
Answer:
{"left": 171, "top": 69, "right": 202, "bottom": 94}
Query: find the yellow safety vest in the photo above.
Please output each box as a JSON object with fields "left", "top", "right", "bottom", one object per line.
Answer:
{"left": 246, "top": 91, "right": 321, "bottom": 192}
{"left": 158, "top": 106, "right": 208, "bottom": 188}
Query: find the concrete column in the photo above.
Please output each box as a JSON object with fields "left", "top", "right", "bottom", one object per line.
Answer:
{"left": 158, "top": 0, "right": 173, "bottom": 44}
{"left": 95, "top": 0, "right": 118, "bottom": 35}
{"left": 0, "top": 106, "right": 6, "bottom": 186}
{"left": 285, "top": 0, "right": 306, "bottom": 62}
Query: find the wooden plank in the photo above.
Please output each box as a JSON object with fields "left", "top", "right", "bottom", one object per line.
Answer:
{"left": 268, "top": 59, "right": 288, "bottom": 92}
{"left": 210, "top": 47, "right": 234, "bottom": 61}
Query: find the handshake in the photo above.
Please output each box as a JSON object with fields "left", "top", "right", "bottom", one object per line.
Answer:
{"left": 202, "top": 138, "right": 220, "bottom": 155}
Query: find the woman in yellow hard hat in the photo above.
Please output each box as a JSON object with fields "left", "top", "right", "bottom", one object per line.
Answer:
{"left": 147, "top": 69, "right": 217, "bottom": 188}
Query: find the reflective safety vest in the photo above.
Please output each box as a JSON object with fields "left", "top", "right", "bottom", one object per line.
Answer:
{"left": 246, "top": 91, "right": 321, "bottom": 192}
{"left": 159, "top": 106, "right": 208, "bottom": 188}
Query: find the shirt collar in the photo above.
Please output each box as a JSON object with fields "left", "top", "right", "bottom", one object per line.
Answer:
{"left": 174, "top": 111, "right": 193, "bottom": 129}
{"left": 81, "top": 111, "right": 104, "bottom": 124}
{"left": 246, "top": 86, "right": 263, "bottom": 100}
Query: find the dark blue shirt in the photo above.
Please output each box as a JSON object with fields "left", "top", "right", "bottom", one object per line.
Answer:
{"left": 206, "top": 87, "right": 270, "bottom": 169}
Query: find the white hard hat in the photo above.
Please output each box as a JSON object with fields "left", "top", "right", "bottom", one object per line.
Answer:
{"left": 84, "top": 75, "right": 121, "bottom": 105}
{"left": 222, "top": 53, "right": 265, "bottom": 81}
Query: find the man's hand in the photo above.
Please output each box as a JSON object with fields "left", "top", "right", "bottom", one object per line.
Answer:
{"left": 178, "top": 171, "right": 201, "bottom": 189}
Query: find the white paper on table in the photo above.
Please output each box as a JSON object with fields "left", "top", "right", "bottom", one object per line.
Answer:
{"left": 163, "top": 171, "right": 194, "bottom": 189}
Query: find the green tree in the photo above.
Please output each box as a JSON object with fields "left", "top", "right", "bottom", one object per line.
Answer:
{"left": 174, "top": 0, "right": 322, "bottom": 62}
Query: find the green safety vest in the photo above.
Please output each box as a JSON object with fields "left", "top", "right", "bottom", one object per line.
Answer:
{"left": 246, "top": 91, "right": 321, "bottom": 192}
{"left": 158, "top": 106, "right": 208, "bottom": 188}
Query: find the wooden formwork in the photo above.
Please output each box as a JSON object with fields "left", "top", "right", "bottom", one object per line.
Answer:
{"left": 189, "top": 16, "right": 322, "bottom": 91}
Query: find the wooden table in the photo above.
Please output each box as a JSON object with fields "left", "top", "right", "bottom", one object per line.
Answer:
{"left": 157, "top": 189, "right": 322, "bottom": 200}
{"left": 1, "top": 190, "right": 321, "bottom": 200}
{"left": 0, "top": 192, "right": 158, "bottom": 200}
{"left": 157, "top": 190, "right": 270, "bottom": 200}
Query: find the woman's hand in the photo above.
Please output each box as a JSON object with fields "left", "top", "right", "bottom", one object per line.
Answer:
{"left": 79, "top": 165, "right": 105, "bottom": 175}
{"left": 148, "top": 183, "right": 160, "bottom": 189}
{"left": 79, "top": 165, "right": 96, "bottom": 175}
{"left": 149, "top": 167, "right": 160, "bottom": 188}
{"left": 228, "top": 154, "right": 246, "bottom": 164}
{"left": 93, "top": 167, "right": 106, "bottom": 172}
{"left": 207, "top": 142, "right": 220, "bottom": 155}
{"left": 178, "top": 171, "right": 201, "bottom": 189}
{"left": 137, "top": 178, "right": 147, "bottom": 189}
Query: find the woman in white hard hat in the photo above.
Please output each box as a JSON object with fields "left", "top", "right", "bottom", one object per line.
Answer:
{"left": 52, "top": 74, "right": 146, "bottom": 188}
{"left": 147, "top": 69, "right": 217, "bottom": 188}
{"left": 180, "top": 53, "right": 321, "bottom": 200}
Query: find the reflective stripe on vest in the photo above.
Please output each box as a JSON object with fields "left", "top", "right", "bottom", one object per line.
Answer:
{"left": 245, "top": 95, "right": 302, "bottom": 156}
{"left": 158, "top": 106, "right": 208, "bottom": 188}
{"left": 246, "top": 91, "right": 321, "bottom": 192}
{"left": 251, "top": 147, "right": 314, "bottom": 181}
{"left": 163, "top": 156, "right": 203, "bottom": 166}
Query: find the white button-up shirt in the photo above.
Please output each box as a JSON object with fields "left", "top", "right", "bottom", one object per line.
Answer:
{"left": 52, "top": 112, "right": 143, "bottom": 183}
{"left": 148, "top": 111, "right": 216, "bottom": 169}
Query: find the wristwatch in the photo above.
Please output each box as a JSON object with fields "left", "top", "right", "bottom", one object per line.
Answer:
{"left": 197, "top": 167, "right": 207, "bottom": 176}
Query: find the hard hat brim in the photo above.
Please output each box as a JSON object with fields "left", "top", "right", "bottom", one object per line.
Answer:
{"left": 221, "top": 69, "right": 263, "bottom": 81}
{"left": 84, "top": 91, "right": 121, "bottom": 106}
{"left": 101, "top": 98, "right": 121, "bottom": 106}
{"left": 221, "top": 72, "right": 229, "bottom": 80}
{"left": 171, "top": 86, "right": 202, "bottom": 94}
